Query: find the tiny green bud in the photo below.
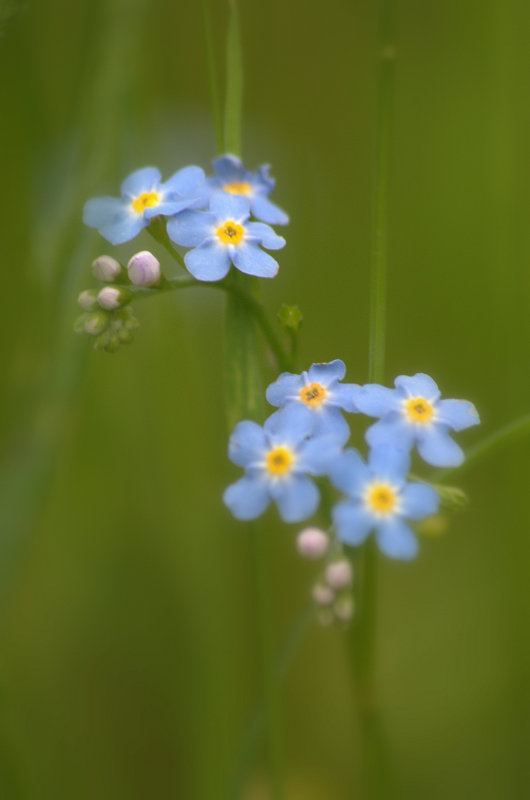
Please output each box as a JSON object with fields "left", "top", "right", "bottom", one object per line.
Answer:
{"left": 334, "top": 596, "right": 354, "bottom": 623}
{"left": 77, "top": 289, "right": 98, "bottom": 311}
{"left": 97, "top": 286, "right": 132, "bottom": 310}
{"left": 92, "top": 255, "right": 122, "bottom": 282}
{"left": 278, "top": 304, "right": 303, "bottom": 331}
{"left": 84, "top": 311, "right": 109, "bottom": 336}
{"left": 434, "top": 484, "right": 469, "bottom": 510}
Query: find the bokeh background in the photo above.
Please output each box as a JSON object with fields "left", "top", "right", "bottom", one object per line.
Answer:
{"left": 1, "top": 0, "right": 529, "bottom": 797}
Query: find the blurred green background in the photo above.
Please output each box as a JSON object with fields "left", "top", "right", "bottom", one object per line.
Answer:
{"left": 1, "top": 0, "right": 529, "bottom": 797}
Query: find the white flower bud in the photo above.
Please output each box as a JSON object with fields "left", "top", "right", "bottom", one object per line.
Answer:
{"left": 77, "top": 290, "right": 98, "bottom": 311}
{"left": 92, "top": 255, "right": 122, "bottom": 282}
{"left": 312, "top": 583, "right": 334, "bottom": 606}
{"left": 334, "top": 596, "right": 355, "bottom": 622}
{"left": 127, "top": 250, "right": 161, "bottom": 286}
{"left": 84, "top": 311, "right": 109, "bottom": 336}
{"left": 325, "top": 559, "right": 353, "bottom": 590}
{"left": 296, "top": 527, "right": 329, "bottom": 559}
{"left": 97, "top": 286, "right": 131, "bottom": 310}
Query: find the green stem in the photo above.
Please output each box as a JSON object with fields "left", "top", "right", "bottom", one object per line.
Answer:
{"left": 147, "top": 218, "right": 187, "bottom": 268}
{"left": 201, "top": 0, "right": 224, "bottom": 154}
{"left": 224, "top": 0, "right": 243, "bottom": 156}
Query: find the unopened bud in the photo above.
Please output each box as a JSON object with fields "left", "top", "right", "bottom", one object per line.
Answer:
{"left": 334, "top": 596, "right": 354, "bottom": 622}
{"left": 92, "top": 255, "right": 122, "bottom": 282}
{"left": 97, "top": 286, "right": 131, "bottom": 310}
{"left": 84, "top": 311, "right": 109, "bottom": 336}
{"left": 296, "top": 527, "right": 329, "bottom": 559}
{"left": 325, "top": 559, "right": 353, "bottom": 590}
{"left": 127, "top": 250, "right": 161, "bottom": 286}
{"left": 312, "top": 583, "right": 334, "bottom": 606}
{"left": 77, "top": 289, "right": 98, "bottom": 311}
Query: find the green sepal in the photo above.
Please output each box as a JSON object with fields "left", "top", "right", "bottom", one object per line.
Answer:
{"left": 277, "top": 304, "right": 303, "bottom": 332}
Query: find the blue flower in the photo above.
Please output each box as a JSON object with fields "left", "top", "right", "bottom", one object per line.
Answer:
{"left": 83, "top": 166, "right": 206, "bottom": 245}
{"left": 352, "top": 373, "right": 480, "bottom": 467}
{"left": 265, "top": 359, "right": 358, "bottom": 445}
{"left": 167, "top": 193, "right": 285, "bottom": 282}
{"left": 330, "top": 445, "right": 439, "bottom": 560}
{"left": 223, "top": 405, "right": 342, "bottom": 523}
{"left": 205, "top": 154, "right": 289, "bottom": 225}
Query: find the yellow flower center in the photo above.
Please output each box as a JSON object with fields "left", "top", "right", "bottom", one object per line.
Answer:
{"left": 404, "top": 396, "right": 434, "bottom": 424}
{"left": 224, "top": 181, "right": 253, "bottom": 196}
{"left": 365, "top": 482, "right": 398, "bottom": 516}
{"left": 217, "top": 220, "right": 245, "bottom": 245}
{"left": 299, "top": 382, "right": 327, "bottom": 408}
{"left": 265, "top": 445, "right": 294, "bottom": 476}
{"left": 132, "top": 191, "right": 160, "bottom": 214}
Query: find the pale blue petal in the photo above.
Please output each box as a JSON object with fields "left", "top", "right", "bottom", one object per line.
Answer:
{"left": 184, "top": 242, "right": 231, "bottom": 282}
{"left": 365, "top": 415, "right": 415, "bottom": 450}
{"left": 250, "top": 193, "right": 289, "bottom": 225}
{"left": 145, "top": 196, "right": 202, "bottom": 218}
{"left": 213, "top": 154, "right": 246, "bottom": 181}
{"left": 307, "top": 359, "right": 346, "bottom": 385}
{"left": 299, "top": 433, "right": 344, "bottom": 475}
{"left": 121, "top": 167, "right": 161, "bottom": 197}
{"left": 231, "top": 242, "right": 279, "bottom": 278}
{"left": 223, "top": 476, "right": 270, "bottom": 520}
{"left": 83, "top": 197, "right": 125, "bottom": 229}
{"left": 210, "top": 192, "right": 250, "bottom": 221}
{"left": 332, "top": 500, "right": 373, "bottom": 546}
{"left": 394, "top": 373, "right": 440, "bottom": 401}
{"left": 99, "top": 213, "right": 146, "bottom": 245}
{"left": 352, "top": 383, "right": 399, "bottom": 417}
{"left": 311, "top": 407, "right": 350, "bottom": 446}
{"left": 228, "top": 420, "right": 267, "bottom": 467}
{"left": 376, "top": 518, "right": 419, "bottom": 560}
{"left": 269, "top": 475, "right": 319, "bottom": 523}
{"left": 256, "top": 163, "right": 275, "bottom": 191}
{"left": 245, "top": 221, "right": 286, "bottom": 250}
{"left": 330, "top": 449, "right": 370, "bottom": 496}
{"left": 265, "top": 373, "right": 304, "bottom": 406}
{"left": 417, "top": 426, "right": 464, "bottom": 467}
{"left": 167, "top": 210, "right": 216, "bottom": 247}
{"left": 368, "top": 444, "right": 410, "bottom": 484}
{"left": 264, "top": 404, "right": 314, "bottom": 445}
{"left": 436, "top": 398, "right": 480, "bottom": 431}
{"left": 327, "top": 383, "right": 360, "bottom": 413}
{"left": 401, "top": 483, "right": 440, "bottom": 520}
{"left": 164, "top": 165, "right": 205, "bottom": 195}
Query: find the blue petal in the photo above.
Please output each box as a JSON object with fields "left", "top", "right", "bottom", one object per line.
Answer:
{"left": 365, "top": 415, "right": 415, "bottom": 450}
{"left": 394, "top": 373, "right": 440, "bottom": 401}
{"left": 436, "top": 398, "right": 480, "bottom": 431}
{"left": 376, "top": 518, "right": 419, "bottom": 560}
{"left": 184, "top": 242, "right": 231, "bottom": 282}
{"left": 311, "top": 406, "right": 350, "bottom": 446}
{"left": 213, "top": 154, "right": 246, "bottom": 181}
{"left": 210, "top": 192, "right": 250, "bottom": 221}
{"left": 368, "top": 444, "right": 410, "bottom": 484}
{"left": 417, "top": 426, "right": 464, "bottom": 467}
{"left": 269, "top": 474, "right": 319, "bottom": 523}
{"left": 298, "top": 433, "right": 344, "bottom": 475}
{"left": 330, "top": 448, "right": 370, "bottom": 496}
{"left": 121, "top": 167, "right": 161, "bottom": 197}
{"left": 352, "top": 383, "right": 399, "bottom": 417}
{"left": 223, "top": 475, "right": 271, "bottom": 520}
{"left": 100, "top": 213, "right": 146, "bottom": 245}
{"left": 231, "top": 242, "right": 279, "bottom": 278}
{"left": 250, "top": 193, "right": 289, "bottom": 225}
{"left": 228, "top": 420, "right": 267, "bottom": 467}
{"left": 164, "top": 165, "right": 205, "bottom": 195}
{"left": 327, "top": 383, "right": 360, "bottom": 413}
{"left": 167, "top": 210, "right": 216, "bottom": 247}
{"left": 264, "top": 404, "right": 315, "bottom": 445}
{"left": 146, "top": 196, "right": 202, "bottom": 218}
{"left": 245, "top": 221, "right": 286, "bottom": 250}
{"left": 265, "top": 373, "right": 304, "bottom": 406}
{"left": 332, "top": 500, "right": 373, "bottom": 546}
{"left": 400, "top": 483, "right": 440, "bottom": 520}
{"left": 307, "top": 359, "right": 346, "bottom": 386}
{"left": 83, "top": 197, "right": 125, "bottom": 229}
{"left": 256, "top": 164, "right": 276, "bottom": 192}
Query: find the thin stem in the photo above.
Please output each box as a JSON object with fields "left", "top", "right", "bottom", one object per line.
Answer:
{"left": 201, "top": 0, "right": 224, "bottom": 154}
{"left": 224, "top": 0, "right": 243, "bottom": 156}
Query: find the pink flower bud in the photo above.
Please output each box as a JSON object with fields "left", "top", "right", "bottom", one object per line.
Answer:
{"left": 325, "top": 560, "right": 353, "bottom": 590}
{"left": 312, "top": 583, "right": 334, "bottom": 606}
{"left": 77, "top": 289, "right": 98, "bottom": 311}
{"left": 127, "top": 250, "right": 161, "bottom": 286}
{"left": 296, "top": 527, "right": 329, "bottom": 559}
{"left": 92, "top": 255, "right": 122, "bottom": 282}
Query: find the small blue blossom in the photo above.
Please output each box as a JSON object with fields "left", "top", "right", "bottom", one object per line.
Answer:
{"left": 223, "top": 404, "right": 342, "bottom": 523}
{"left": 330, "top": 445, "right": 439, "bottom": 560}
{"left": 167, "top": 193, "right": 285, "bottom": 282}
{"left": 265, "top": 359, "right": 358, "bottom": 445}
{"left": 83, "top": 166, "right": 207, "bottom": 245}
{"left": 205, "top": 154, "right": 289, "bottom": 225}
{"left": 352, "top": 373, "right": 480, "bottom": 467}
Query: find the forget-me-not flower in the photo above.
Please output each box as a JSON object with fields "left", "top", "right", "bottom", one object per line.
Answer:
{"left": 352, "top": 373, "right": 480, "bottom": 467}
{"left": 206, "top": 154, "right": 289, "bottom": 225}
{"left": 223, "top": 404, "right": 342, "bottom": 523}
{"left": 265, "top": 359, "right": 358, "bottom": 445}
{"left": 83, "top": 166, "right": 206, "bottom": 245}
{"left": 167, "top": 194, "right": 285, "bottom": 282}
{"left": 331, "top": 445, "right": 439, "bottom": 559}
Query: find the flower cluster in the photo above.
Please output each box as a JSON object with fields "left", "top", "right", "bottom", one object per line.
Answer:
{"left": 224, "top": 363, "right": 480, "bottom": 562}
{"left": 82, "top": 154, "right": 288, "bottom": 283}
